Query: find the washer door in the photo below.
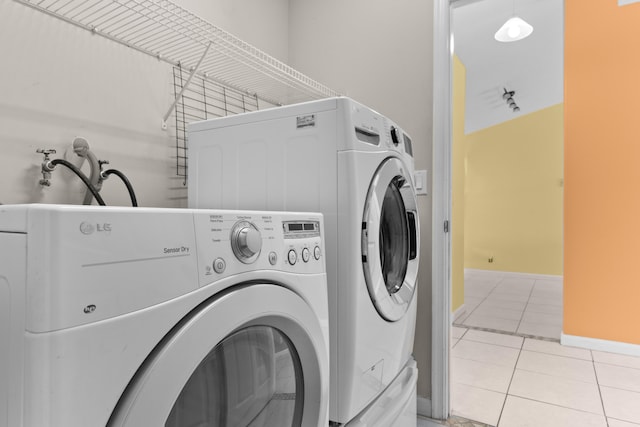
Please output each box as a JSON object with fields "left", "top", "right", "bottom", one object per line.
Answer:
{"left": 108, "top": 284, "right": 328, "bottom": 427}
{"left": 362, "top": 157, "right": 419, "bottom": 322}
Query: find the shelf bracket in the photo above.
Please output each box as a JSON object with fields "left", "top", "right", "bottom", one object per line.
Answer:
{"left": 162, "top": 41, "right": 213, "bottom": 130}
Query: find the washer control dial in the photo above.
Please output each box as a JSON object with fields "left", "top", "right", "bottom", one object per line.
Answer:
{"left": 230, "top": 221, "right": 262, "bottom": 264}
{"left": 314, "top": 246, "right": 322, "bottom": 260}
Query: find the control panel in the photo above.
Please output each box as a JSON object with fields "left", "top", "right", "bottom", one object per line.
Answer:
{"left": 193, "top": 211, "right": 324, "bottom": 287}
{"left": 350, "top": 100, "right": 413, "bottom": 158}
{"left": 0, "top": 205, "right": 325, "bottom": 332}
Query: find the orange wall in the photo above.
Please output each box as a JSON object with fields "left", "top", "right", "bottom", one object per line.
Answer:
{"left": 565, "top": 0, "right": 640, "bottom": 344}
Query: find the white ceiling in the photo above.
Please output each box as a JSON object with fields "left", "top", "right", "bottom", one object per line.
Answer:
{"left": 452, "top": 0, "right": 564, "bottom": 134}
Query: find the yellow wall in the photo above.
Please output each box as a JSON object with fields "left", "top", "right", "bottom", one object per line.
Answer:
{"left": 464, "top": 105, "right": 564, "bottom": 275}
{"left": 564, "top": 1, "right": 640, "bottom": 344}
{"left": 451, "top": 55, "right": 466, "bottom": 313}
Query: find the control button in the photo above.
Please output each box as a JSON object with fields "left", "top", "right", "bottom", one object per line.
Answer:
{"left": 269, "top": 251, "right": 278, "bottom": 265}
{"left": 288, "top": 249, "right": 297, "bottom": 265}
{"left": 302, "top": 247, "right": 310, "bottom": 263}
{"left": 314, "top": 246, "right": 321, "bottom": 260}
{"left": 213, "top": 257, "right": 226, "bottom": 274}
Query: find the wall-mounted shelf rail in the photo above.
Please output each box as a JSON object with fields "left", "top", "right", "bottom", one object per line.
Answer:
{"left": 15, "top": 0, "right": 339, "bottom": 112}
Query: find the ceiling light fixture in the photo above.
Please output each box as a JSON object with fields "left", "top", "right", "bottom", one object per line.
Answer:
{"left": 502, "top": 88, "right": 521, "bottom": 113}
{"left": 495, "top": 1, "right": 533, "bottom": 42}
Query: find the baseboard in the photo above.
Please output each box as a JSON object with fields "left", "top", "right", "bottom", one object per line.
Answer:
{"left": 451, "top": 304, "right": 466, "bottom": 323}
{"left": 417, "top": 396, "right": 432, "bottom": 418}
{"left": 465, "top": 268, "right": 562, "bottom": 281}
{"left": 416, "top": 416, "right": 443, "bottom": 427}
{"left": 561, "top": 333, "right": 640, "bottom": 357}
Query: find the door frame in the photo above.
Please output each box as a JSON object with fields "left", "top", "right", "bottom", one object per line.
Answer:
{"left": 431, "top": 0, "right": 491, "bottom": 420}
{"left": 431, "top": 0, "right": 452, "bottom": 420}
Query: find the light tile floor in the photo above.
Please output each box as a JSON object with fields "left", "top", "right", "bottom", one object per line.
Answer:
{"left": 444, "top": 327, "right": 640, "bottom": 427}
{"left": 454, "top": 270, "right": 563, "bottom": 340}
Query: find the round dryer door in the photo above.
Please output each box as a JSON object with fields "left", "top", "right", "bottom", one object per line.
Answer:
{"left": 362, "top": 157, "right": 419, "bottom": 322}
{"left": 107, "top": 284, "right": 329, "bottom": 427}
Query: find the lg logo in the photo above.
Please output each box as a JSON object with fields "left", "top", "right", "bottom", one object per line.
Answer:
{"left": 79, "top": 222, "right": 112, "bottom": 235}
{"left": 79, "top": 222, "right": 95, "bottom": 235}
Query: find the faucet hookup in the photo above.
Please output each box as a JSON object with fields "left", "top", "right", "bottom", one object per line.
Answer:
{"left": 36, "top": 148, "right": 57, "bottom": 186}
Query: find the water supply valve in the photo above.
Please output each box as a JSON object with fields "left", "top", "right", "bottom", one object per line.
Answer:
{"left": 98, "top": 160, "right": 110, "bottom": 181}
{"left": 36, "top": 148, "right": 57, "bottom": 186}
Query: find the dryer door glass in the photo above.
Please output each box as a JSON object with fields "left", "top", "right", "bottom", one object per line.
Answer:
{"left": 362, "top": 157, "right": 420, "bottom": 322}
{"left": 165, "top": 326, "right": 303, "bottom": 427}
{"left": 379, "top": 176, "right": 409, "bottom": 294}
{"left": 107, "top": 285, "right": 328, "bottom": 427}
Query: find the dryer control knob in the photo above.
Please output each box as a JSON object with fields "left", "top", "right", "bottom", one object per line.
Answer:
{"left": 390, "top": 126, "right": 401, "bottom": 146}
{"left": 231, "top": 221, "right": 262, "bottom": 263}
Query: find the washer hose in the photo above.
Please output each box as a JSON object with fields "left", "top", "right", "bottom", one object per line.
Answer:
{"left": 71, "top": 137, "right": 102, "bottom": 205}
{"left": 103, "top": 169, "right": 138, "bottom": 207}
{"left": 50, "top": 158, "right": 106, "bottom": 206}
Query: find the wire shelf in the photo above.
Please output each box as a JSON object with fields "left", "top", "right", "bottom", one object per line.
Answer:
{"left": 172, "top": 64, "right": 260, "bottom": 182}
{"left": 15, "top": 0, "right": 339, "bottom": 106}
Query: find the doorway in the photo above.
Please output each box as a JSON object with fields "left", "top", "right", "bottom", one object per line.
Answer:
{"left": 448, "top": 0, "right": 564, "bottom": 340}
{"left": 431, "top": 0, "right": 564, "bottom": 421}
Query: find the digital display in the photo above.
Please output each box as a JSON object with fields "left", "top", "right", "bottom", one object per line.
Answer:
{"left": 283, "top": 221, "right": 320, "bottom": 239}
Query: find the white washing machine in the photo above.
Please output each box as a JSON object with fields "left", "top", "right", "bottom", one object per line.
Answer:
{"left": 0, "top": 204, "right": 329, "bottom": 427}
{"left": 188, "top": 97, "right": 420, "bottom": 426}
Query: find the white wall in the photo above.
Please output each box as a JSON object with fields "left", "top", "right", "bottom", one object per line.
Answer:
{"left": 288, "top": 0, "right": 435, "bottom": 403}
{"left": 1, "top": 0, "right": 435, "bottom": 408}
{"left": 177, "top": 0, "right": 290, "bottom": 63}
{"left": 0, "top": 0, "right": 289, "bottom": 207}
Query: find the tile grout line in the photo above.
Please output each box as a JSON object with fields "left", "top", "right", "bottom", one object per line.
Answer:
{"left": 500, "top": 394, "right": 614, "bottom": 420}
{"left": 514, "top": 279, "right": 538, "bottom": 336}
{"left": 461, "top": 275, "right": 564, "bottom": 342}
{"left": 495, "top": 331, "right": 525, "bottom": 427}
{"left": 592, "top": 350, "right": 611, "bottom": 427}
{"left": 593, "top": 361, "right": 640, "bottom": 371}
{"left": 511, "top": 365, "right": 601, "bottom": 385}
{"left": 458, "top": 277, "right": 502, "bottom": 325}
{"left": 451, "top": 326, "right": 635, "bottom": 426}
{"left": 450, "top": 324, "right": 561, "bottom": 343}
{"left": 451, "top": 324, "right": 470, "bottom": 347}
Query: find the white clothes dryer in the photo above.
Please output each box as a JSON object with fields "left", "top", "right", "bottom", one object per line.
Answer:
{"left": 0, "top": 204, "right": 329, "bottom": 427}
{"left": 188, "top": 97, "right": 420, "bottom": 425}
